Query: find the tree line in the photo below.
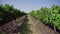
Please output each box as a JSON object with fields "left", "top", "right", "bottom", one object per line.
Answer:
{"left": 0, "top": 4, "right": 26, "bottom": 26}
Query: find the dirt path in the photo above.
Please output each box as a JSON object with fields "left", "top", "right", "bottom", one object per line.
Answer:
{"left": 28, "top": 15, "right": 59, "bottom": 34}
{"left": 0, "top": 16, "right": 26, "bottom": 34}
{"left": 0, "top": 15, "right": 60, "bottom": 34}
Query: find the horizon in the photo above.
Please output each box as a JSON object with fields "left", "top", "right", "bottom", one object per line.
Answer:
{"left": 0, "top": 0, "right": 60, "bottom": 13}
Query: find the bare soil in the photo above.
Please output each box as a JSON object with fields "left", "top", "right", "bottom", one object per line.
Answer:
{"left": 0, "top": 15, "right": 60, "bottom": 34}
{"left": 28, "top": 15, "right": 59, "bottom": 34}
{"left": 0, "top": 16, "right": 26, "bottom": 34}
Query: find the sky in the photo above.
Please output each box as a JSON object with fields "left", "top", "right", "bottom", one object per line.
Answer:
{"left": 0, "top": 0, "right": 60, "bottom": 13}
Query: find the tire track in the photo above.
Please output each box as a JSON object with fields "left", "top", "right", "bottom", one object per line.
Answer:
{"left": 0, "top": 16, "right": 26, "bottom": 34}
{"left": 28, "top": 15, "right": 59, "bottom": 34}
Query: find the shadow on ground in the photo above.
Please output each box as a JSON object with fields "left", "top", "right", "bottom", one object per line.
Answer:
{"left": 13, "top": 15, "right": 32, "bottom": 34}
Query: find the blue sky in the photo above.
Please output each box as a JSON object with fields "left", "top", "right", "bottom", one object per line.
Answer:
{"left": 0, "top": 0, "right": 60, "bottom": 13}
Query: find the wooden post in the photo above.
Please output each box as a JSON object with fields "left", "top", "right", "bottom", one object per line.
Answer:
{"left": 54, "top": 24, "right": 56, "bottom": 32}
